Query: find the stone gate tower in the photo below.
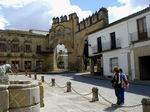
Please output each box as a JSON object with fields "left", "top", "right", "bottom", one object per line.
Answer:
{"left": 45, "top": 7, "right": 108, "bottom": 72}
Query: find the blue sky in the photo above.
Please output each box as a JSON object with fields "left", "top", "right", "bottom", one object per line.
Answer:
{"left": 71, "top": 0, "right": 120, "bottom": 11}
{"left": 0, "top": 0, "right": 149, "bottom": 31}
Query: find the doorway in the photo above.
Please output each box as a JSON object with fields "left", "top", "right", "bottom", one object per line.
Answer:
{"left": 54, "top": 43, "right": 68, "bottom": 71}
{"left": 139, "top": 56, "right": 150, "bottom": 80}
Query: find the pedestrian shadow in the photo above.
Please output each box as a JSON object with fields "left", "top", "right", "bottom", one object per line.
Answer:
{"left": 104, "top": 104, "right": 121, "bottom": 112}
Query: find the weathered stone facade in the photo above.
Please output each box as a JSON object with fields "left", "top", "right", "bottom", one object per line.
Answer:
{"left": 0, "top": 30, "right": 48, "bottom": 72}
{"left": 47, "top": 7, "right": 109, "bottom": 72}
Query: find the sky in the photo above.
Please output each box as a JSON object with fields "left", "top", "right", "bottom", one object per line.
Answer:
{"left": 0, "top": 0, "right": 149, "bottom": 31}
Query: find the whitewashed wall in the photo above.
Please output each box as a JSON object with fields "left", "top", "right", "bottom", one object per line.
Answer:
{"left": 87, "top": 8, "right": 150, "bottom": 79}
{"left": 127, "top": 11, "right": 150, "bottom": 42}
{"left": 103, "top": 49, "right": 129, "bottom": 76}
{"left": 88, "top": 21, "right": 129, "bottom": 57}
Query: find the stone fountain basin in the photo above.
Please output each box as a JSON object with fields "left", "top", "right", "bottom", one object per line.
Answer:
{"left": 0, "top": 80, "right": 40, "bottom": 112}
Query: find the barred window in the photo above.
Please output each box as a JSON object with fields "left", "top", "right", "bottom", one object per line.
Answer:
{"left": 25, "top": 44, "right": 32, "bottom": 53}
{"left": 11, "top": 44, "right": 19, "bottom": 52}
{"left": 0, "top": 43, "right": 6, "bottom": 52}
{"left": 110, "top": 57, "right": 118, "bottom": 72}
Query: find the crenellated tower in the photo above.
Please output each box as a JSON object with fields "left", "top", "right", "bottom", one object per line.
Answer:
{"left": 47, "top": 7, "right": 108, "bottom": 72}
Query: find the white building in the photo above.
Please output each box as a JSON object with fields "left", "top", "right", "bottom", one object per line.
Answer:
{"left": 87, "top": 7, "right": 150, "bottom": 80}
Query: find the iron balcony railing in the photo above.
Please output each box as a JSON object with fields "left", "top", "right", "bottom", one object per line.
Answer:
{"left": 101, "top": 38, "right": 121, "bottom": 51}
{"left": 130, "top": 28, "right": 150, "bottom": 43}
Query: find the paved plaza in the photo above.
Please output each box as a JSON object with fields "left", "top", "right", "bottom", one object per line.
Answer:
{"left": 10, "top": 73, "right": 150, "bottom": 112}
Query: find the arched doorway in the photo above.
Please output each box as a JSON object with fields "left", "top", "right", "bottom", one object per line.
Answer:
{"left": 53, "top": 43, "right": 68, "bottom": 72}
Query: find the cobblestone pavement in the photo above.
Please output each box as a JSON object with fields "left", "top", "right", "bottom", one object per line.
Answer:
{"left": 10, "top": 73, "right": 150, "bottom": 112}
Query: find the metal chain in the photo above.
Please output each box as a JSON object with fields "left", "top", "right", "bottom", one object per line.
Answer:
{"left": 45, "top": 81, "right": 52, "bottom": 86}
{"left": 98, "top": 93, "right": 142, "bottom": 108}
{"left": 71, "top": 87, "right": 92, "bottom": 96}
{"left": 36, "top": 78, "right": 41, "bottom": 82}
{"left": 98, "top": 93, "right": 113, "bottom": 104}
{"left": 55, "top": 82, "right": 67, "bottom": 88}
{"left": 120, "top": 104, "right": 142, "bottom": 108}
{"left": 35, "top": 76, "right": 143, "bottom": 109}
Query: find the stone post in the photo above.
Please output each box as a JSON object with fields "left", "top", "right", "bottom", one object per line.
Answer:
{"left": 29, "top": 74, "right": 31, "bottom": 78}
{"left": 34, "top": 74, "right": 37, "bottom": 80}
{"left": 141, "top": 98, "right": 150, "bottom": 112}
{"left": 91, "top": 87, "right": 99, "bottom": 102}
{"left": 66, "top": 81, "right": 71, "bottom": 92}
{"left": 41, "top": 76, "right": 44, "bottom": 83}
{"left": 38, "top": 82, "right": 44, "bottom": 107}
{"left": 90, "top": 59, "right": 94, "bottom": 75}
{"left": 51, "top": 78, "right": 55, "bottom": 86}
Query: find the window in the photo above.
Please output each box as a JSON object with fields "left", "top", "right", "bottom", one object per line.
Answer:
{"left": 84, "top": 40, "right": 89, "bottom": 57}
{"left": 36, "top": 45, "right": 41, "bottom": 53}
{"left": 0, "top": 61, "right": 6, "bottom": 65}
{"left": 137, "top": 17, "right": 147, "bottom": 40}
{"left": 11, "top": 43, "right": 19, "bottom": 52}
{"left": 110, "top": 57, "right": 118, "bottom": 72}
{"left": 110, "top": 32, "right": 116, "bottom": 49}
{"left": 24, "top": 61, "right": 32, "bottom": 70}
{"left": 97, "top": 37, "right": 102, "bottom": 52}
{"left": 25, "top": 44, "right": 32, "bottom": 53}
{"left": 0, "top": 43, "right": 6, "bottom": 52}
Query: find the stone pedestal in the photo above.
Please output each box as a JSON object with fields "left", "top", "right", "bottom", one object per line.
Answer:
{"left": 0, "top": 85, "right": 9, "bottom": 112}
{"left": 0, "top": 80, "right": 40, "bottom": 112}
{"left": 0, "top": 75, "right": 9, "bottom": 85}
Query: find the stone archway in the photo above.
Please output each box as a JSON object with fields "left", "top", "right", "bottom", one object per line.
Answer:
{"left": 53, "top": 43, "right": 68, "bottom": 72}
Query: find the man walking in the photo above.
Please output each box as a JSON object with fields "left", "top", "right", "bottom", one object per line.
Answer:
{"left": 119, "top": 68, "right": 129, "bottom": 105}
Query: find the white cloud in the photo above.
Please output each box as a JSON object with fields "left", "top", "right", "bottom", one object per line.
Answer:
{"left": 0, "top": 16, "right": 9, "bottom": 29}
{"left": 0, "top": 0, "right": 92, "bottom": 30}
{"left": 0, "top": 0, "right": 35, "bottom": 8}
{"left": 108, "top": 0, "right": 149, "bottom": 23}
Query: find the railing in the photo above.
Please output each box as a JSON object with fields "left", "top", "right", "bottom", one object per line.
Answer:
{"left": 36, "top": 47, "right": 53, "bottom": 54}
{"left": 102, "top": 38, "right": 121, "bottom": 51}
{"left": 130, "top": 28, "right": 150, "bottom": 43}
{"left": 102, "top": 41, "right": 110, "bottom": 51}
{"left": 116, "top": 38, "right": 121, "bottom": 48}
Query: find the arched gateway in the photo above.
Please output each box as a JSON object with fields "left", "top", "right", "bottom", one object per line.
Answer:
{"left": 53, "top": 43, "right": 68, "bottom": 72}
{"left": 43, "top": 8, "right": 108, "bottom": 72}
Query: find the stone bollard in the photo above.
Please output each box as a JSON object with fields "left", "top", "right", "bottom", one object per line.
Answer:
{"left": 66, "top": 81, "right": 71, "bottom": 92}
{"left": 91, "top": 87, "right": 99, "bottom": 102}
{"left": 34, "top": 74, "right": 37, "bottom": 80}
{"left": 38, "top": 82, "right": 44, "bottom": 107}
{"left": 41, "top": 76, "right": 44, "bottom": 83}
{"left": 141, "top": 98, "right": 150, "bottom": 112}
{"left": 29, "top": 74, "right": 31, "bottom": 78}
{"left": 51, "top": 78, "right": 55, "bottom": 86}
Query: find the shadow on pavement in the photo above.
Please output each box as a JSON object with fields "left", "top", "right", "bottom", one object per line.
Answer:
{"left": 45, "top": 73, "right": 150, "bottom": 97}
{"left": 104, "top": 104, "right": 121, "bottom": 112}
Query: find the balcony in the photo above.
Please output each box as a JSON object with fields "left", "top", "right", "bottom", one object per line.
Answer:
{"left": 102, "top": 38, "right": 121, "bottom": 51}
{"left": 36, "top": 47, "right": 53, "bottom": 54}
{"left": 130, "top": 28, "right": 150, "bottom": 43}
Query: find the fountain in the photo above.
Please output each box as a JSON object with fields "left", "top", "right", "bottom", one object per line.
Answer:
{"left": 0, "top": 64, "right": 41, "bottom": 112}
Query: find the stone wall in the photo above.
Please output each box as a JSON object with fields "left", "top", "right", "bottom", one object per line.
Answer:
{"left": 0, "top": 30, "right": 48, "bottom": 72}
{"left": 48, "top": 7, "right": 108, "bottom": 71}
